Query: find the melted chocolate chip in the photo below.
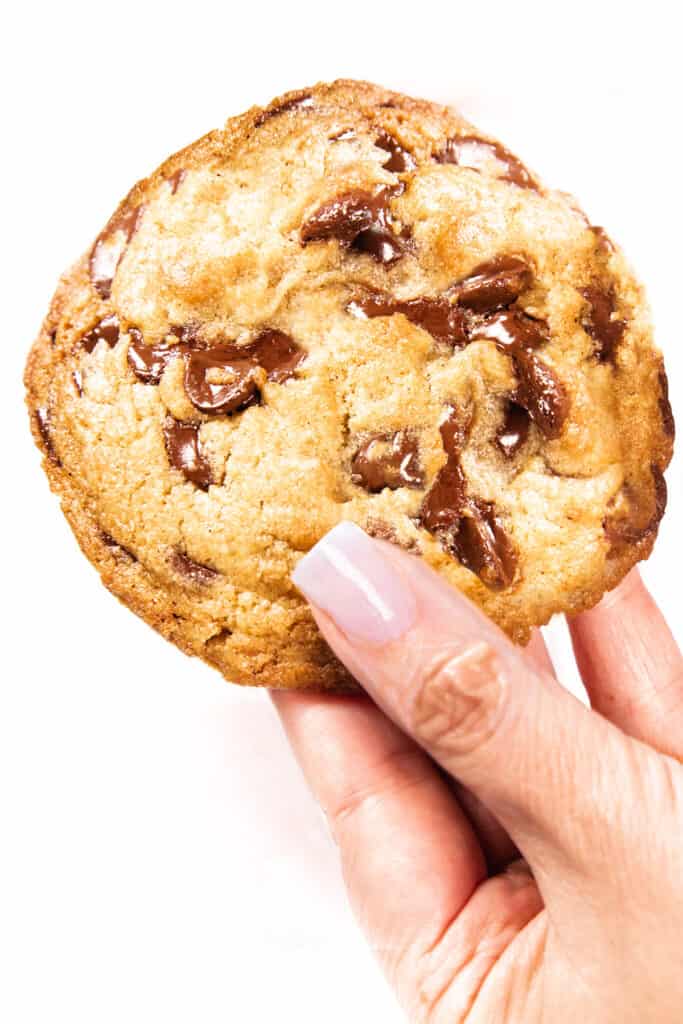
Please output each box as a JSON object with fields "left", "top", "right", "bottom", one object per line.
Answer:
{"left": 590, "top": 225, "right": 615, "bottom": 255}
{"left": 127, "top": 331, "right": 186, "bottom": 385}
{"left": 496, "top": 402, "right": 530, "bottom": 457}
{"left": 658, "top": 368, "right": 675, "bottom": 439}
{"left": 254, "top": 93, "right": 314, "bottom": 127}
{"left": 451, "top": 501, "right": 517, "bottom": 591}
{"left": 330, "top": 128, "right": 356, "bottom": 142}
{"left": 470, "top": 310, "right": 567, "bottom": 439}
{"left": 448, "top": 256, "right": 533, "bottom": 312}
{"left": 435, "top": 135, "right": 536, "bottom": 190}
{"left": 419, "top": 407, "right": 468, "bottom": 533}
{"left": 184, "top": 345, "right": 261, "bottom": 415}
{"left": 581, "top": 283, "right": 626, "bottom": 363}
{"left": 80, "top": 314, "right": 121, "bottom": 353}
{"left": 604, "top": 465, "right": 668, "bottom": 549}
{"left": 348, "top": 292, "right": 468, "bottom": 348}
{"left": 101, "top": 531, "right": 136, "bottom": 561}
{"left": 89, "top": 204, "right": 144, "bottom": 299}
{"left": 170, "top": 550, "right": 219, "bottom": 585}
{"left": 34, "top": 408, "right": 60, "bottom": 465}
{"left": 72, "top": 369, "right": 83, "bottom": 396}
{"left": 167, "top": 168, "right": 186, "bottom": 194}
{"left": 163, "top": 417, "right": 213, "bottom": 490}
{"left": 375, "top": 131, "right": 416, "bottom": 173}
{"left": 351, "top": 432, "right": 423, "bottom": 492}
{"left": 470, "top": 309, "right": 548, "bottom": 350}
{"left": 418, "top": 405, "right": 517, "bottom": 589}
{"left": 513, "top": 349, "right": 569, "bottom": 440}
{"left": 248, "top": 330, "right": 305, "bottom": 383}
{"left": 49, "top": 329, "right": 57, "bottom": 347}
{"left": 301, "top": 187, "right": 407, "bottom": 265}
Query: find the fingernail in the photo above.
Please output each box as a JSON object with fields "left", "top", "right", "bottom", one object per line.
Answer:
{"left": 292, "top": 522, "right": 417, "bottom": 646}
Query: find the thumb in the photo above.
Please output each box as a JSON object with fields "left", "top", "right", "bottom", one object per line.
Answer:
{"left": 292, "top": 522, "right": 664, "bottom": 893}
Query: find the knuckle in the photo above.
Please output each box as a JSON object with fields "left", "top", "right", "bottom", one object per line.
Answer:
{"left": 410, "top": 641, "right": 508, "bottom": 760}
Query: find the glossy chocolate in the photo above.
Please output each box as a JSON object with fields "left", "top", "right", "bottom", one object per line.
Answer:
{"left": 419, "top": 405, "right": 517, "bottom": 589}
{"left": 163, "top": 417, "right": 213, "bottom": 489}
{"left": 89, "top": 204, "right": 143, "bottom": 299}
{"left": 35, "top": 407, "right": 60, "bottom": 465}
{"left": 581, "top": 283, "right": 626, "bottom": 362}
{"left": 301, "top": 187, "right": 407, "bottom": 264}
{"left": 436, "top": 135, "right": 536, "bottom": 190}
{"left": 248, "top": 330, "right": 305, "bottom": 382}
{"left": 80, "top": 314, "right": 121, "bottom": 353}
{"left": 351, "top": 431, "right": 423, "bottom": 492}
{"left": 375, "top": 131, "right": 416, "bottom": 173}
{"left": 496, "top": 402, "right": 530, "bottom": 457}
{"left": 127, "top": 333, "right": 187, "bottom": 385}
{"left": 184, "top": 345, "right": 260, "bottom": 415}
{"left": 254, "top": 93, "right": 314, "bottom": 127}
{"left": 471, "top": 310, "right": 567, "bottom": 438}
{"left": 449, "top": 255, "right": 533, "bottom": 312}
{"left": 348, "top": 292, "right": 468, "bottom": 348}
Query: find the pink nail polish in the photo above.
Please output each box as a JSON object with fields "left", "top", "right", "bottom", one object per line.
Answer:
{"left": 292, "top": 522, "right": 417, "bottom": 646}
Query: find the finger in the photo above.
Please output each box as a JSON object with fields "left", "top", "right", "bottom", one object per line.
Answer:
{"left": 291, "top": 522, "right": 653, "bottom": 890}
{"left": 449, "top": 782, "right": 518, "bottom": 872}
{"left": 271, "top": 689, "right": 486, "bottom": 989}
{"left": 568, "top": 568, "right": 683, "bottom": 757}
{"left": 524, "top": 628, "right": 556, "bottom": 677}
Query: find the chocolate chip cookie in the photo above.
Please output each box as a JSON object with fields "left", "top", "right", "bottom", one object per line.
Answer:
{"left": 25, "top": 80, "right": 674, "bottom": 689}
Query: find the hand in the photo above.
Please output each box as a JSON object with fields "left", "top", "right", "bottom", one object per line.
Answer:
{"left": 272, "top": 523, "right": 683, "bottom": 1023}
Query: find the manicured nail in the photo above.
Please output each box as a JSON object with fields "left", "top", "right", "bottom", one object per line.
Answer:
{"left": 292, "top": 522, "right": 417, "bottom": 646}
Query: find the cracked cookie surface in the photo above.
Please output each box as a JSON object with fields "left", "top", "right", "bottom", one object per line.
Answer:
{"left": 25, "top": 80, "right": 674, "bottom": 689}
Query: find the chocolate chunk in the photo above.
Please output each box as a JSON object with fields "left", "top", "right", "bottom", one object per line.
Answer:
{"left": 101, "top": 531, "right": 136, "bottom": 561}
{"left": 581, "top": 283, "right": 626, "bottom": 362}
{"left": 248, "top": 330, "right": 306, "bottom": 383}
{"left": 49, "top": 329, "right": 57, "bottom": 347}
{"left": 448, "top": 256, "right": 533, "bottom": 312}
{"left": 496, "top": 401, "right": 529, "bottom": 457}
{"left": 604, "top": 465, "right": 668, "bottom": 549}
{"left": 348, "top": 292, "right": 468, "bottom": 348}
{"left": 590, "top": 225, "right": 615, "bottom": 254}
{"left": 80, "top": 314, "right": 121, "bottom": 353}
{"left": 375, "top": 131, "right": 416, "bottom": 173}
{"left": 450, "top": 501, "right": 517, "bottom": 591}
{"left": 435, "top": 135, "right": 536, "bottom": 190}
{"left": 351, "top": 432, "right": 423, "bottom": 492}
{"left": 184, "top": 345, "right": 261, "bottom": 415}
{"left": 127, "top": 331, "right": 187, "bottom": 385}
{"left": 658, "top": 368, "right": 675, "bottom": 439}
{"left": 301, "top": 187, "right": 407, "bottom": 265}
{"left": 330, "top": 128, "right": 356, "bottom": 142}
{"left": 35, "top": 407, "right": 60, "bottom": 466}
{"left": 254, "top": 93, "right": 314, "bottom": 127}
{"left": 470, "top": 310, "right": 567, "bottom": 438}
{"left": 89, "top": 204, "right": 144, "bottom": 299}
{"left": 167, "top": 168, "right": 186, "bottom": 194}
{"left": 163, "top": 417, "right": 213, "bottom": 490}
{"left": 72, "top": 369, "right": 83, "bottom": 396}
{"left": 419, "top": 405, "right": 517, "bottom": 588}
{"left": 170, "top": 550, "right": 219, "bottom": 585}
{"left": 513, "top": 350, "right": 569, "bottom": 440}
{"left": 470, "top": 309, "right": 548, "bottom": 350}
{"left": 418, "top": 407, "right": 468, "bottom": 533}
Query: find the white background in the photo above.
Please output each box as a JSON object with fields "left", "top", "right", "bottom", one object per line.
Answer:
{"left": 2, "top": 2, "right": 681, "bottom": 1021}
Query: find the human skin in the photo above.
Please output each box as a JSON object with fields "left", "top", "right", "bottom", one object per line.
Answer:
{"left": 272, "top": 523, "right": 683, "bottom": 1023}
